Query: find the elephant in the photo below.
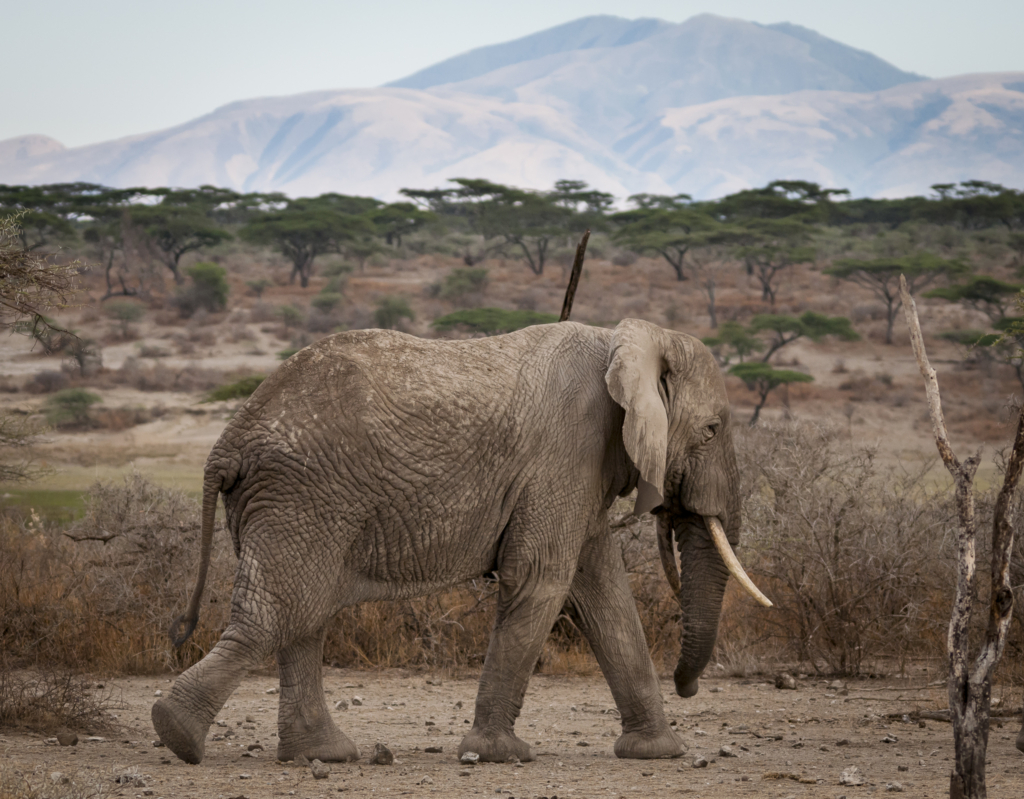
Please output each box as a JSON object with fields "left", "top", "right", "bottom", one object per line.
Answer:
{"left": 151, "top": 319, "right": 769, "bottom": 765}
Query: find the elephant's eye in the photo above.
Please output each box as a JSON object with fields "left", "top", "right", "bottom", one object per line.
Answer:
{"left": 702, "top": 423, "right": 718, "bottom": 442}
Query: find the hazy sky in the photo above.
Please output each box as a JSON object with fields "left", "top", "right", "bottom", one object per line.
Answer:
{"left": 6, "top": 0, "right": 1022, "bottom": 148}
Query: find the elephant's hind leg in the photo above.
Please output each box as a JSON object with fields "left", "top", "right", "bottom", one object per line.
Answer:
{"left": 152, "top": 631, "right": 266, "bottom": 764}
{"left": 460, "top": 560, "right": 573, "bottom": 763}
{"left": 568, "top": 532, "right": 683, "bottom": 759}
{"left": 276, "top": 628, "right": 358, "bottom": 763}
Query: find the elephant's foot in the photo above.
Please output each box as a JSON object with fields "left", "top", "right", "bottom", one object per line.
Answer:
{"left": 614, "top": 727, "right": 685, "bottom": 759}
{"left": 152, "top": 697, "right": 209, "bottom": 765}
{"left": 277, "top": 716, "right": 359, "bottom": 763}
{"left": 1016, "top": 723, "right": 1024, "bottom": 754}
{"left": 458, "top": 726, "right": 534, "bottom": 763}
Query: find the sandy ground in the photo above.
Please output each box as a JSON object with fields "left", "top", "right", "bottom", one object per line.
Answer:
{"left": 2, "top": 671, "right": 1023, "bottom": 798}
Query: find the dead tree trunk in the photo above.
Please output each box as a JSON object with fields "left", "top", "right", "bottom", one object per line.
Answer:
{"left": 900, "top": 274, "right": 1022, "bottom": 799}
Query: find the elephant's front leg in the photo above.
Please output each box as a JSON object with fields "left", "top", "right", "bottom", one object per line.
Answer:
{"left": 460, "top": 562, "right": 572, "bottom": 763}
{"left": 568, "top": 532, "right": 684, "bottom": 759}
{"left": 276, "top": 628, "right": 359, "bottom": 763}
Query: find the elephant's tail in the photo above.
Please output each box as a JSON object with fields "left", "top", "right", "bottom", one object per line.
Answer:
{"left": 169, "top": 472, "right": 221, "bottom": 647}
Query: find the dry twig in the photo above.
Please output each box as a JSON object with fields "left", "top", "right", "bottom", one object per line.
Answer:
{"left": 900, "top": 274, "right": 1022, "bottom": 799}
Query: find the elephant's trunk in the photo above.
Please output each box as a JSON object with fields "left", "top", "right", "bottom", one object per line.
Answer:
{"left": 672, "top": 515, "right": 731, "bottom": 698}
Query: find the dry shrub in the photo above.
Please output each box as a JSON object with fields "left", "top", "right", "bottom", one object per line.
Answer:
{"left": 24, "top": 371, "right": 68, "bottom": 395}
{"left": 324, "top": 581, "right": 498, "bottom": 671}
{"left": 732, "top": 421, "right": 955, "bottom": 676}
{"left": 0, "top": 474, "right": 233, "bottom": 674}
{"left": 89, "top": 406, "right": 164, "bottom": 431}
{"left": 111, "top": 357, "right": 223, "bottom": 392}
{"left": 0, "top": 670, "right": 120, "bottom": 735}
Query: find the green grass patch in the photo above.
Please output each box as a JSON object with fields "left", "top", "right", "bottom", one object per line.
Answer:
{"left": 0, "top": 489, "right": 88, "bottom": 523}
{"left": 202, "top": 375, "right": 266, "bottom": 402}
{"left": 432, "top": 308, "right": 558, "bottom": 334}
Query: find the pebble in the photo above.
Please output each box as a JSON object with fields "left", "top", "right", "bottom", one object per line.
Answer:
{"left": 310, "top": 759, "right": 331, "bottom": 779}
{"left": 153, "top": 690, "right": 163, "bottom": 697}
{"left": 882, "top": 734, "right": 899, "bottom": 744}
{"left": 239, "top": 773, "right": 252, "bottom": 780}
{"left": 247, "top": 743, "right": 263, "bottom": 751}
{"left": 351, "top": 696, "right": 363, "bottom": 706}
{"left": 691, "top": 755, "right": 709, "bottom": 768}
{"left": 49, "top": 772, "right": 68, "bottom": 785}
{"left": 152, "top": 740, "right": 164, "bottom": 747}
{"left": 459, "top": 769, "right": 472, "bottom": 777}
{"left": 836, "top": 738, "right": 850, "bottom": 746}
{"left": 370, "top": 743, "right": 394, "bottom": 766}
{"left": 897, "top": 765, "right": 908, "bottom": 772}
{"left": 709, "top": 686, "right": 723, "bottom": 693}
{"left": 56, "top": 732, "right": 78, "bottom": 747}
{"left": 887, "top": 782, "right": 904, "bottom": 792}
{"left": 775, "top": 673, "right": 798, "bottom": 690}
{"left": 576, "top": 741, "right": 589, "bottom": 747}
{"left": 424, "top": 746, "right": 443, "bottom": 754}
{"left": 241, "top": 751, "right": 257, "bottom": 758}
{"left": 641, "top": 771, "right": 653, "bottom": 777}
{"left": 461, "top": 751, "right": 481, "bottom": 764}
{"left": 335, "top": 700, "right": 349, "bottom": 711}
{"left": 827, "top": 680, "right": 846, "bottom": 691}
{"left": 840, "top": 766, "right": 865, "bottom": 786}
{"left": 245, "top": 714, "right": 255, "bottom": 723}
{"left": 265, "top": 687, "right": 279, "bottom": 694}
{"left": 215, "top": 720, "right": 227, "bottom": 727}
{"left": 420, "top": 775, "right": 434, "bottom": 785}
{"left": 85, "top": 736, "right": 106, "bottom": 742}
{"left": 719, "top": 745, "right": 737, "bottom": 758}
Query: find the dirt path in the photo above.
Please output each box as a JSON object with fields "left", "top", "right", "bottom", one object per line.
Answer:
{"left": 3, "top": 671, "right": 1022, "bottom": 798}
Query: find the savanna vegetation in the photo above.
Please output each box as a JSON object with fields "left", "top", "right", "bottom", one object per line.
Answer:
{"left": 2, "top": 176, "right": 1024, "bottom": 740}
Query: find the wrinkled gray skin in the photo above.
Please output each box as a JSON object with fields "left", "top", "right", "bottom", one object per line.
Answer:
{"left": 152, "top": 319, "right": 742, "bottom": 765}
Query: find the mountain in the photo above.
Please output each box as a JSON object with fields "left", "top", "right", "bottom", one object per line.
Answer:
{"left": 1, "top": 15, "right": 1021, "bottom": 200}
{"left": 399, "top": 14, "right": 924, "bottom": 144}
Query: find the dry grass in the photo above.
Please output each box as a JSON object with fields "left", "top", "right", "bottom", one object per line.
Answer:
{"left": 0, "top": 768, "right": 113, "bottom": 799}
{"left": 2, "top": 429, "right": 1022, "bottom": 690}
{"left": 0, "top": 474, "right": 233, "bottom": 674}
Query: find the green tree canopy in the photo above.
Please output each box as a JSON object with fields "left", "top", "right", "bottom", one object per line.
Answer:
{"left": 611, "top": 206, "right": 716, "bottom": 281}
{"left": 433, "top": 307, "right": 558, "bottom": 335}
{"left": 702, "top": 321, "right": 764, "bottom": 365}
{"left": 729, "top": 362, "right": 813, "bottom": 426}
{"left": 130, "top": 203, "right": 232, "bottom": 284}
{"left": 240, "top": 196, "right": 375, "bottom": 287}
{"left": 749, "top": 311, "right": 860, "bottom": 362}
{"left": 825, "top": 252, "right": 969, "bottom": 344}
{"left": 924, "top": 274, "right": 1023, "bottom": 323}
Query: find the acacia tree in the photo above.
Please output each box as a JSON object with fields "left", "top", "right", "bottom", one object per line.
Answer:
{"left": 702, "top": 322, "right": 763, "bottom": 366}
{"left": 924, "top": 275, "right": 1024, "bottom": 323}
{"left": 130, "top": 204, "right": 231, "bottom": 284}
{"left": 734, "top": 219, "right": 815, "bottom": 305}
{"left": 729, "top": 362, "right": 813, "bottom": 426}
{"left": 241, "top": 197, "right": 376, "bottom": 287}
{"left": 0, "top": 213, "right": 81, "bottom": 480}
{"left": 826, "top": 253, "right": 969, "bottom": 344}
{"left": 611, "top": 205, "right": 713, "bottom": 281}
{"left": 749, "top": 311, "right": 860, "bottom": 362}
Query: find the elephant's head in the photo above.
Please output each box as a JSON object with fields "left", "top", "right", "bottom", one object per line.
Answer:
{"left": 605, "top": 319, "right": 770, "bottom": 699}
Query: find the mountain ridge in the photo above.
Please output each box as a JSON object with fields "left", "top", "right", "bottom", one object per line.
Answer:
{"left": 2, "top": 14, "right": 1019, "bottom": 200}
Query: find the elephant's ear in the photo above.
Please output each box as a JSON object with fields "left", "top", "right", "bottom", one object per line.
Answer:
{"left": 605, "top": 319, "right": 668, "bottom": 515}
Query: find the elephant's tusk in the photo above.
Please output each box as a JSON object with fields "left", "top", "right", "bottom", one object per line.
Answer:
{"left": 705, "top": 516, "right": 773, "bottom": 608}
{"left": 656, "top": 514, "right": 682, "bottom": 601}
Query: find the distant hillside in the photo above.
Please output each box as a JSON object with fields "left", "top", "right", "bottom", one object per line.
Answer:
{"left": 1, "top": 14, "right": 1020, "bottom": 200}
